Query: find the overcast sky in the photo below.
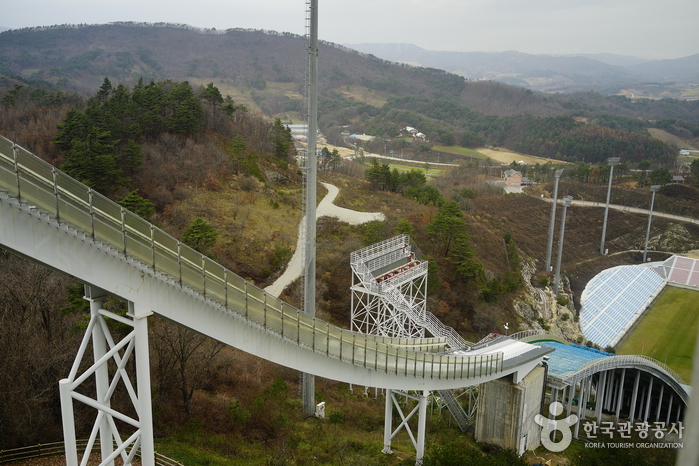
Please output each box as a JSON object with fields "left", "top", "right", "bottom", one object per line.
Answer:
{"left": 2, "top": 0, "right": 698, "bottom": 59}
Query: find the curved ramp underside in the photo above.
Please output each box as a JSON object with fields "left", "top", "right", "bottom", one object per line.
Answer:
{"left": 0, "top": 136, "right": 549, "bottom": 391}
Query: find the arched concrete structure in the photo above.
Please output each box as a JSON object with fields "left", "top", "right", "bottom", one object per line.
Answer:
{"left": 515, "top": 331, "right": 689, "bottom": 439}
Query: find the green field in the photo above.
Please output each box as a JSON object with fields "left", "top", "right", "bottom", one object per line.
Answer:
{"left": 357, "top": 159, "right": 446, "bottom": 176}
{"left": 431, "top": 145, "right": 488, "bottom": 159}
{"left": 617, "top": 286, "right": 699, "bottom": 382}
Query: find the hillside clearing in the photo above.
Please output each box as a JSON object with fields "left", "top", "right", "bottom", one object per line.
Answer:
{"left": 475, "top": 147, "right": 570, "bottom": 166}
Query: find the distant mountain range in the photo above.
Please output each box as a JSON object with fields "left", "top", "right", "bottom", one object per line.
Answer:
{"left": 345, "top": 43, "right": 699, "bottom": 97}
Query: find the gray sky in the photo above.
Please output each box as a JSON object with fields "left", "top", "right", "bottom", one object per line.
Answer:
{"left": 2, "top": 0, "right": 698, "bottom": 59}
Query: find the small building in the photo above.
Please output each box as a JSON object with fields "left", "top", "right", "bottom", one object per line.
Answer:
{"left": 503, "top": 169, "right": 523, "bottom": 187}
{"left": 672, "top": 175, "right": 685, "bottom": 185}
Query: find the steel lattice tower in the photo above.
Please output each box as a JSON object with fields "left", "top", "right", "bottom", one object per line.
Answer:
{"left": 350, "top": 235, "right": 428, "bottom": 339}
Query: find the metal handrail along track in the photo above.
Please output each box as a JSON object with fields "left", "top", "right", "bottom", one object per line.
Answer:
{"left": 0, "top": 135, "right": 504, "bottom": 383}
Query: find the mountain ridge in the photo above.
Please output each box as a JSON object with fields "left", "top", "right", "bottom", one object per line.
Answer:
{"left": 345, "top": 42, "right": 699, "bottom": 96}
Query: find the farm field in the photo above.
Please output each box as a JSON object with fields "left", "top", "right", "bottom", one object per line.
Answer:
{"left": 432, "top": 145, "right": 489, "bottom": 160}
{"left": 474, "top": 147, "right": 570, "bottom": 166}
{"left": 617, "top": 286, "right": 699, "bottom": 382}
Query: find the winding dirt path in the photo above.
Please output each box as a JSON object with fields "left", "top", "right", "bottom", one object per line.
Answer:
{"left": 264, "top": 182, "right": 385, "bottom": 297}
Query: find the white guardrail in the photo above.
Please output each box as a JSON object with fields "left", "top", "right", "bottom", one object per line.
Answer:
{"left": 0, "top": 135, "right": 503, "bottom": 381}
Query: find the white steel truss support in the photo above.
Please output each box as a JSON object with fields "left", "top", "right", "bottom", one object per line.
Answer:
{"left": 59, "top": 287, "right": 154, "bottom": 466}
{"left": 382, "top": 389, "right": 429, "bottom": 465}
{"left": 350, "top": 235, "right": 428, "bottom": 341}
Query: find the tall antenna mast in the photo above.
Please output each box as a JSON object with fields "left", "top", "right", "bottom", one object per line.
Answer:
{"left": 302, "top": 0, "right": 319, "bottom": 417}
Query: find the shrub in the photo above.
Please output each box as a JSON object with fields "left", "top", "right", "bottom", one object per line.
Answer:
{"left": 556, "top": 295, "right": 570, "bottom": 306}
{"left": 227, "top": 400, "right": 251, "bottom": 425}
{"left": 328, "top": 411, "right": 345, "bottom": 425}
{"left": 561, "top": 313, "right": 570, "bottom": 321}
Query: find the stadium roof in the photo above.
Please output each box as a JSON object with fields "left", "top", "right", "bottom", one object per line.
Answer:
{"left": 580, "top": 265, "right": 665, "bottom": 348}
{"left": 539, "top": 342, "right": 612, "bottom": 380}
{"left": 579, "top": 255, "right": 699, "bottom": 349}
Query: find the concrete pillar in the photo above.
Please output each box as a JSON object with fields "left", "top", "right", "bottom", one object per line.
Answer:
{"left": 583, "top": 376, "right": 592, "bottom": 418}
{"left": 604, "top": 371, "right": 614, "bottom": 411}
{"left": 615, "top": 369, "right": 626, "bottom": 425}
{"left": 643, "top": 378, "right": 654, "bottom": 423}
{"left": 639, "top": 385, "right": 647, "bottom": 421}
{"left": 629, "top": 371, "right": 640, "bottom": 422}
{"left": 383, "top": 389, "right": 393, "bottom": 454}
{"left": 666, "top": 394, "right": 674, "bottom": 425}
{"left": 567, "top": 382, "right": 575, "bottom": 416}
{"left": 655, "top": 384, "right": 665, "bottom": 422}
{"left": 559, "top": 386, "right": 566, "bottom": 413}
{"left": 596, "top": 371, "right": 607, "bottom": 426}
{"left": 574, "top": 378, "right": 586, "bottom": 439}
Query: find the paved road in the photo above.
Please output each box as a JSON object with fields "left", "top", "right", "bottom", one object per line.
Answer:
{"left": 540, "top": 197, "right": 699, "bottom": 225}
{"left": 264, "top": 182, "right": 385, "bottom": 297}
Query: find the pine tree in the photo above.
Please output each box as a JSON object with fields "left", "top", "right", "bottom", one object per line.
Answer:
{"left": 117, "top": 190, "right": 155, "bottom": 221}
{"left": 61, "top": 127, "right": 122, "bottom": 193}
{"left": 117, "top": 139, "right": 143, "bottom": 179}
{"left": 271, "top": 118, "right": 293, "bottom": 159}
{"left": 427, "top": 201, "right": 466, "bottom": 255}
{"left": 230, "top": 135, "right": 246, "bottom": 175}
{"left": 202, "top": 82, "right": 224, "bottom": 110}
{"left": 182, "top": 218, "right": 218, "bottom": 254}
{"left": 166, "top": 82, "right": 203, "bottom": 135}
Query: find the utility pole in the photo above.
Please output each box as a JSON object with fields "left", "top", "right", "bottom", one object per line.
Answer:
{"left": 599, "top": 157, "right": 620, "bottom": 254}
{"left": 642, "top": 185, "right": 661, "bottom": 262}
{"left": 545, "top": 168, "right": 564, "bottom": 272}
{"left": 554, "top": 196, "right": 573, "bottom": 297}
{"left": 302, "top": 0, "right": 318, "bottom": 417}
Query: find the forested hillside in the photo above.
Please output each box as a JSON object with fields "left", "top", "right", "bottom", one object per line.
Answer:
{"left": 2, "top": 23, "right": 699, "bottom": 168}
{"left": 0, "top": 23, "right": 697, "bottom": 465}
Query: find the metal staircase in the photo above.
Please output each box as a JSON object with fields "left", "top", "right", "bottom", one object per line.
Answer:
{"left": 350, "top": 235, "right": 475, "bottom": 431}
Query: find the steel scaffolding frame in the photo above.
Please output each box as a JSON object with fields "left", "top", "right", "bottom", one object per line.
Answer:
{"left": 351, "top": 235, "right": 428, "bottom": 340}
{"left": 60, "top": 287, "right": 154, "bottom": 466}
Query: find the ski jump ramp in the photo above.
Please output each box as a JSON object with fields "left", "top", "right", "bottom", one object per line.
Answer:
{"left": 0, "top": 135, "right": 550, "bottom": 465}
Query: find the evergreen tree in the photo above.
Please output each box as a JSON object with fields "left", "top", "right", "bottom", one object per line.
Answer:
{"left": 649, "top": 167, "right": 672, "bottom": 185}
{"left": 202, "top": 82, "right": 224, "bottom": 110}
{"left": 117, "top": 190, "right": 155, "bottom": 221}
{"left": 135, "top": 80, "right": 166, "bottom": 136}
{"left": 53, "top": 109, "right": 89, "bottom": 150}
{"left": 395, "top": 219, "right": 415, "bottom": 238}
{"left": 230, "top": 134, "right": 246, "bottom": 175}
{"left": 117, "top": 139, "right": 143, "bottom": 179}
{"left": 449, "top": 234, "right": 483, "bottom": 281}
{"left": 182, "top": 218, "right": 218, "bottom": 254}
{"left": 691, "top": 159, "right": 699, "bottom": 187}
{"left": 166, "top": 81, "right": 203, "bottom": 135}
{"left": 94, "top": 77, "right": 113, "bottom": 104}
{"left": 271, "top": 118, "right": 293, "bottom": 159}
{"left": 427, "top": 201, "right": 466, "bottom": 255}
{"left": 61, "top": 127, "right": 123, "bottom": 192}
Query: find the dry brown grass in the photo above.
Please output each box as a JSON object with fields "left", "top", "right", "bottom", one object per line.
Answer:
{"left": 476, "top": 147, "right": 571, "bottom": 166}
